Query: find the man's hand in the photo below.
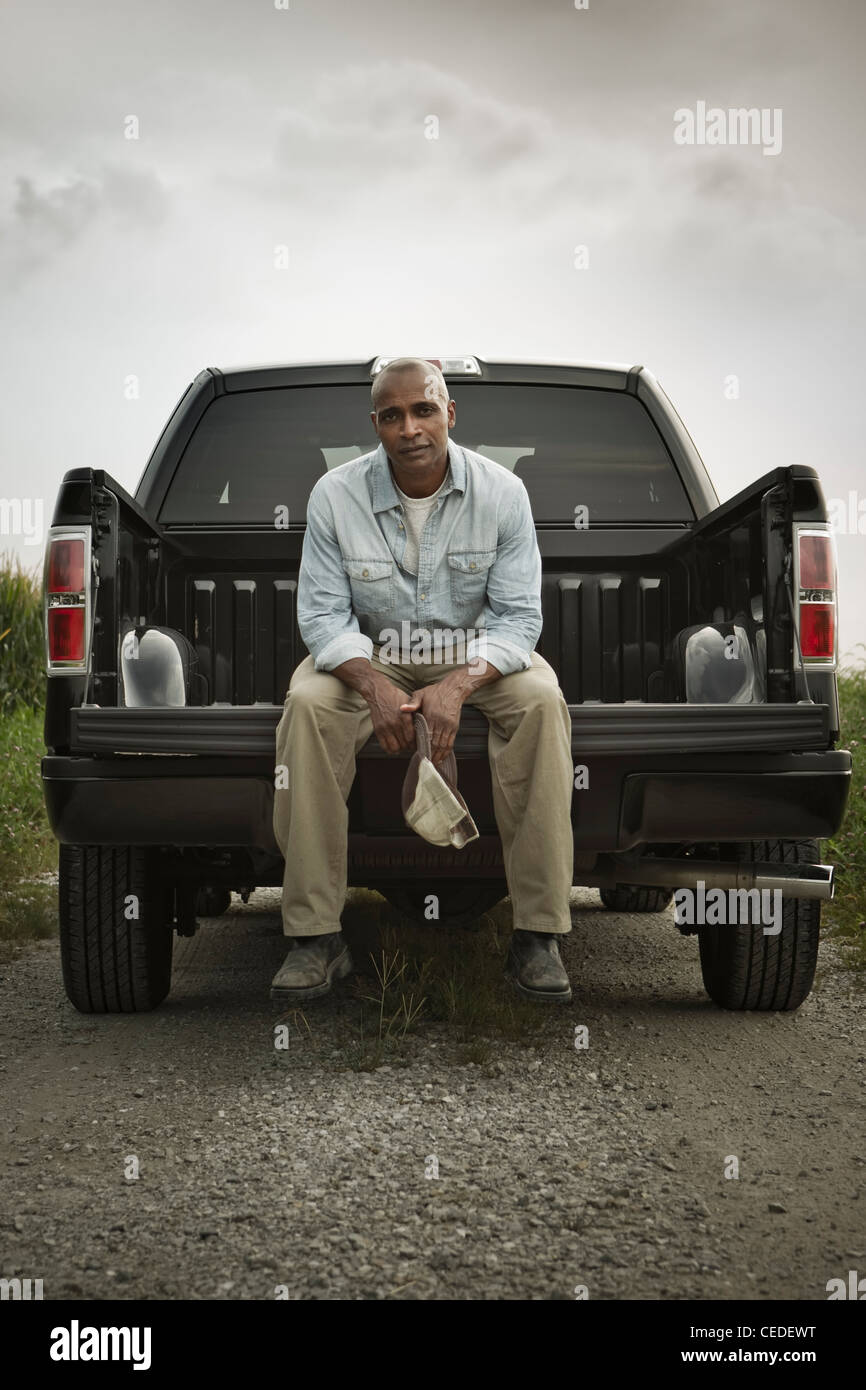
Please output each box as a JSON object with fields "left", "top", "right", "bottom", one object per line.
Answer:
{"left": 366, "top": 674, "right": 419, "bottom": 755}
{"left": 399, "top": 680, "right": 466, "bottom": 765}
{"left": 329, "top": 655, "right": 504, "bottom": 764}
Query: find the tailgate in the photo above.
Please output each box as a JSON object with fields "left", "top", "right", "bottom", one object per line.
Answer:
{"left": 48, "top": 702, "right": 850, "bottom": 853}
{"left": 69, "top": 701, "right": 832, "bottom": 757}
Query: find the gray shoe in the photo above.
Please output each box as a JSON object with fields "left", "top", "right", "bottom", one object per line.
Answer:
{"left": 505, "top": 930, "right": 572, "bottom": 1003}
{"left": 270, "top": 931, "right": 353, "bottom": 1003}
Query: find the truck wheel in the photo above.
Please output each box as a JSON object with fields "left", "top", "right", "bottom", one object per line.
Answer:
{"left": 59, "top": 845, "right": 174, "bottom": 1014}
{"left": 599, "top": 885, "right": 673, "bottom": 912}
{"left": 697, "top": 839, "right": 821, "bottom": 1011}
{"left": 380, "top": 880, "right": 506, "bottom": 928}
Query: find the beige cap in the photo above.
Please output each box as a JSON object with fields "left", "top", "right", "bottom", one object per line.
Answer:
{"left": 401, "top": 712, "right": 479, "bottom": 849}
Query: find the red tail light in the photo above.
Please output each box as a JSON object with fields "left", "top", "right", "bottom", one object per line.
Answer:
{"left": 47, "top": 538, "right": 85, "bottom": 592}
{"left": 45, "top": 529, "right": 90, "bottom": 671}
{"left": 48, "top": 607, "right": 85, "bottom": 662}
{"left": 796, "top": 528, "right": 836, "bottom": 663}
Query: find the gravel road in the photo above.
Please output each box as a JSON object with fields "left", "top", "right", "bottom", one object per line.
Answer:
{"left": 0, "top": 888, "right": 863, "bottom": 1301}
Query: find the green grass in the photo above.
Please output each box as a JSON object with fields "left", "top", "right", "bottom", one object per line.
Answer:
{"left": 0, "top": 551, "right": 44, "bottom": 715}
{"left": 337, "top": 890, "right": 547, "bottom": 1071}
{"left": 825, "top": 660, "right": 866, "bottom": 972}
{"left": 0, "top": 701, "right": 57, "bottom": 945}
{"left": 0, "top": 553, "right": 57, "bottom": 944}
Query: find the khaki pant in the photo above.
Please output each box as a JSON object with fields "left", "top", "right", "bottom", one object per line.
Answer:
{"left": 272, "top": 649, "right": 574, "bottom": 937}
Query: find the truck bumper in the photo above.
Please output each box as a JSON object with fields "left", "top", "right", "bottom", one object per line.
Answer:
{"left": 42, "top": 747, "right": 852, "bottom": 862}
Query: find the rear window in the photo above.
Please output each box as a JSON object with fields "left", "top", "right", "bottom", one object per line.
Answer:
{"left": 158, "top": 383, "right": 693, "bottom": 524}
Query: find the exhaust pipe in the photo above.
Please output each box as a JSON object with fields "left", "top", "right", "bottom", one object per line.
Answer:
{"left": 592, "top": 856, "right": 834, "bottom": 901}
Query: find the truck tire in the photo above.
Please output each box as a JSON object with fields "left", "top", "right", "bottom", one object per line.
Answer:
{"left": 697, "top": 839, "right": 821, "bottom": 1011}
{"left": 59, "top": 845, "right": 173, "bottom": 1013}
{"left": 599, "top": 885, "right": 673, "bottom": 913}
{"left": 380, "top": 880, "right": 506, "bottom": 928}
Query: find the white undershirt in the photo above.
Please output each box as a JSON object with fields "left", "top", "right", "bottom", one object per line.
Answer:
{"left": 393, "top": 465, "right": 450, "bottom": 575}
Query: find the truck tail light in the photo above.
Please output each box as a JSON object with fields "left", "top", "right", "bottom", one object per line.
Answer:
{"left": 44, "top": 529, "right": 91, "bottom": 672}
{"left": 370, "top": 355, "right": 482, "bottom": 376}
{"left": 48, "top": 606, "right": 86, "bottom": 661}
{"left": 795, "top": 527, "right": 837, "bottom": 664}
{"left": 47, "top": 537, "right": 85, "bottom": 593}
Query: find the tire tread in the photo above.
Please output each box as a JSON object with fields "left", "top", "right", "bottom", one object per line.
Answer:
{"left": 698, "top": 838, "right": 820, "bottom": 1012}
{"left": 60, "top": 845, "right": 173, "bottom": 1014}
{"left": 600, "top": 885, "right": 674, "bottom": 913}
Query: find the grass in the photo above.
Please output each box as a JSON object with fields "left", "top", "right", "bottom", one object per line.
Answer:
{"left": 0, "top": 551, "right": 44, "bottom": 715}
{"left": 0, "top": 701, "right": 58, "bottom": 945}
{"left": 0, "top": 552, "right": 58, "bottom": 945}
{"left": 337, "top": 890, "right": 548, "bottom": 1071}
{"left": 825, "top": 659, "right": 866, "bottom": 972}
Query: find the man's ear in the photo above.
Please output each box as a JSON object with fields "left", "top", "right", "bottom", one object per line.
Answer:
{"left": 447, "top": 399, "right": 456, "bottom": 428}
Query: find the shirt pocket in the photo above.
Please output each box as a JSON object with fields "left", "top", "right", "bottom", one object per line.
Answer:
{"left": 447, "top": 548, "right": 497, "bottom": 612}
{"left": 342, "top": 557, "right": 394, "bottom": 616}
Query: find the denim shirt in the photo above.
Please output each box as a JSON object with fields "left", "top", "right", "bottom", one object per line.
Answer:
{"left": 296, "top": 437, "right": 542, "bottom": 677}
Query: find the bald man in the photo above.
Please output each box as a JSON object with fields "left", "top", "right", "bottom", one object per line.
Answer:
{"left": 271, "top": 358, "right": 575, "bottom": 1004}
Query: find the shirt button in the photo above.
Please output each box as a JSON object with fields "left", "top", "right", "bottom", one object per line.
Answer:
{"left": 398, "top": 522, "right": 404, "bottom": 529}
{"left": 362, "top": 568, "right": 369, "bottom": 577}
{"left": 469, "top": 562, "right": 476, "bottom": 570}
{"left": 420, "top": 593, "right": 426, "bottom": 600}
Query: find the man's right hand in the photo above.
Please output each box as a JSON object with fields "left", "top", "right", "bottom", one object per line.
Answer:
{"left": 327, "top": 658, "right": 417, "bottom": 756}
{"left": 365, "top": 674, "right": 417, "bottom": 755}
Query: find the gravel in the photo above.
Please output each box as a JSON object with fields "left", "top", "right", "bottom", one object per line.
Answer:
{"left": 0, "top": 888, "right": 863, "bottom": 1300}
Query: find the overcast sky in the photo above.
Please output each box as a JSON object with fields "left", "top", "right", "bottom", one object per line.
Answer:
{"left": 1, "top": 0, "right": 864, "bottom": 659}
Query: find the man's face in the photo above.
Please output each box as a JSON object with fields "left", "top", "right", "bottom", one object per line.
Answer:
{"left": 370, "top": 367, "right": 456, "bottom": 484}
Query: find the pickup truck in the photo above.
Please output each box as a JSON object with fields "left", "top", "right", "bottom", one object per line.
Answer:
{"left": 41, "top": 355, "right": 851, "bottom": 1015}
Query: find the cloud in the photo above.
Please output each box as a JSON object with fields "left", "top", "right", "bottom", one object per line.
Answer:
{"left": 0, "top": 164, "right": 170, "bottom": 278}
{"left": 641, "top": 148, "right": 866, "bottom": 305}
{"left": 262, "top": 59, "right": 566, "bottom": 217}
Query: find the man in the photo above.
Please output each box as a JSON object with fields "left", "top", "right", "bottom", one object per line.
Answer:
{"left": 271, "top": 357, "right": 575, "bottom": 1004}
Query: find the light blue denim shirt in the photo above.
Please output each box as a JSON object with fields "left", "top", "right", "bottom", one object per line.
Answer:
{"left": 297, "top": 437, "right": 542, "bottom": 677}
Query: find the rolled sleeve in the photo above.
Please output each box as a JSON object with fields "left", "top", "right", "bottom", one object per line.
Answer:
{"left": 468, "top": 489, "right": 542, "bottom": 675}
{"left": 313, "top": 630, "right": 373, "bottom": 672}
{"left": 297, "top": 489, "right": 372, "bottom": 672}
{"left": 465, "top": 633, "right": 533, "bottom": 677}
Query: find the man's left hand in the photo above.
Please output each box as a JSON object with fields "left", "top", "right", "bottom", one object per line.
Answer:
{"left": 400, "top": 679, "right": 465, "bottom": 765}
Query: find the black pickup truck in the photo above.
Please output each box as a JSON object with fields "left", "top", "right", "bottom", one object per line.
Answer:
{"left": 41, "top": 355, "right": 851, "bottom": 1015}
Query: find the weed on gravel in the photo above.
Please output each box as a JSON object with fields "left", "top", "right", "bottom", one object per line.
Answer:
{"left": 825, "top": 658, "right": 866, "bottom": 975}
{"left": 334, "top": 889, "right": 549, "bottom": 1071}
{"left": 0, "top": 702, "right": 57, "bottom": 949}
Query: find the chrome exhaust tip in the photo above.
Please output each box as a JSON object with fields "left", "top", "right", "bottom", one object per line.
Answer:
{"left": 594, "top": 857, "right": 835, "bottom": 901}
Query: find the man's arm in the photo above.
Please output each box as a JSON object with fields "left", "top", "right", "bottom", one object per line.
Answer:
{"left": 296, "top": 489, "right": 374, "bottom": 671}
{"left": 432, "top": 482, "right": 541, "bottom": 702}
{"left": 327, "top": 656, "right": 378, "bottom": 698}
{"left": 329, "top": 656, "right": 419, "bottom": 755}
{"left": 297, "top": 489, "right": 421, "bottom": 753}
{"left": 424, "top": 656, "right": 504, "bottom": 701}
{"left": 463, "top": 485, "right": 542, "bottom": 677}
